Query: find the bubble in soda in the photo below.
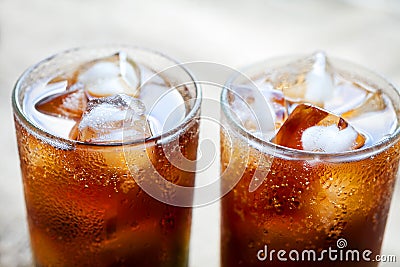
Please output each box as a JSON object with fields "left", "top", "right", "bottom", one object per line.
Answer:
{"left": 72, "top": 94, "right": 151, "bottom": 143}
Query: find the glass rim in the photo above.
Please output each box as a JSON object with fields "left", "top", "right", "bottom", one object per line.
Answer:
{"left": 12, "top": 45, "right": 202, "bottom": 147}
{"left": 221, "top": 55, "right": 400, "bottom": 161}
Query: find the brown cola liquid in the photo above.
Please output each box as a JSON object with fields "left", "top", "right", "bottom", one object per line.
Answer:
{"left": 221, "top": 129, "right": 399, "bottom": 267}
{"left": 15, "top": 116, "right": 199, "bottom": 267}
{"left": 13, "top": 49, "right": 199, "bottom": 267}
{"left": 220, "top": 55, "right": 400, "bottom": 267}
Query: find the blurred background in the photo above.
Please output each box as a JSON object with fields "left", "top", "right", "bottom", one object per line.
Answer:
{"left": 1, "top": 0, "right": 400, "bottom": 266}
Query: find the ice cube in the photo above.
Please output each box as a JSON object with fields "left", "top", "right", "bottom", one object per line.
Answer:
{"left": 48, "top": 73, "right": 78, "bottom": 85}
{"left": 77, "top": 52, "right": 141, "bottom": 97}
{"left": 259, "top": 84, "right": 288, "bottom": 128}
{"left": 324, "top": 81, "right": 368, "bottom": 114}
{"left": 345, "top": 102, "right": 398, "bottom": 145}
{"left": 139, "top": 84, "right": 186, "bottom": 136}
{"left": 140, "top": 65, "right": 165, "bottom": 86}
{"left": 227, "top": 84, "right": 277, "bottom": 136}
{"left": 301, "top": 124, "right": 363, "bottom": 153}
{"left": 273, "top": 104, "right": 365, "bottom": 152}
{"left": 268, "top": 51, "right": 335, "bottom": 106}
{"left": 74, "top": 94, "right": 151, "bottom": 143}
{"left": 304, "top": 52, "right": 335, "bottom": 104}
{"left": 35, "top": 81, "right": 87, "bottom": 121}
{"left": 341, "top": 90, "right": 386, "bottom": 119}
{"left": 336, "top": 89, "right": 398, "bottom": 144}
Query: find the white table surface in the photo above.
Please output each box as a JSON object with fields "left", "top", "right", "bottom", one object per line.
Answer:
{"left": 1, "top": 0, "right": 400, "bottom": 266}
